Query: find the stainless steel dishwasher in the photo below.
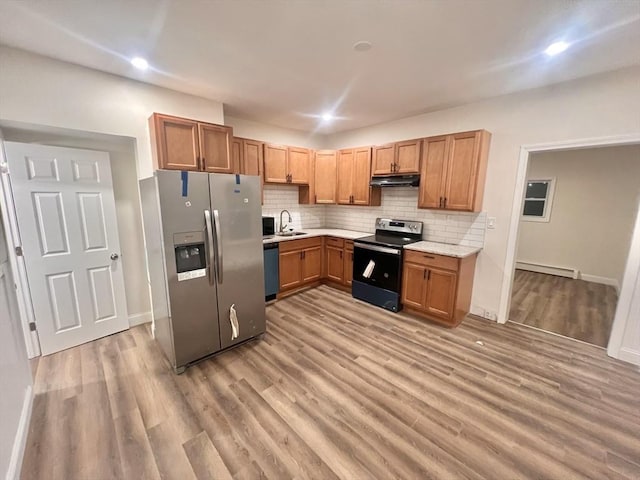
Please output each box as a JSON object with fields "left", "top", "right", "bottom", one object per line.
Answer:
{"left": 263, "top": 242, "right": 279, "bottom": 301}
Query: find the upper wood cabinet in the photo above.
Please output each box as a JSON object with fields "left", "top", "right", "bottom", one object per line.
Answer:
{"left": 372, "top": 139, "right": 421, "bottom": 175}
{"left": 264, "top": 144, "right": 311, "bottom": 184}
{"left": 149, "top": 113, "right": 233, "bottom": 173}
{"left": 314, "top": 150, "right": 337, "bottom": 204}
{"left": 418, "top": 130, "right": 491, "bottom": 212}
{"left": 337, "top": 147, "right": 381, "bottom": 206}
{"left": 232, "top": 137, "right": 263, "bottom": 176}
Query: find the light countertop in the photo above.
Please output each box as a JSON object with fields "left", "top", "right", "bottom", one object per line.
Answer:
{"left": 262, "top": 228, "right": 369, "bottom": 244}
{"left": 404, "top": 241, "right": 481, "bottom": 258}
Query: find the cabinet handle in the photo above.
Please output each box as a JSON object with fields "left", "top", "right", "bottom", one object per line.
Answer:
{"left": 201, "top": 157, "right": 206, "bottom": 170}
{"left": 444, "top": 197, "right": 447, "bottom": 208}
{"left": 340, "top": 251, "right": 343, "bottom": 259}
{"left": 423, "top": 255, "right": 435, "bottom": 259}
{"left": 427, "top": 270, "right": 431, "bottom": 280}
{"left": 390, "top": 162, "right": 393, "bottom": 173}
{"left": 314, "top": 194, "right": 317, "bottom": 203}
{"left": 439, "top": 196, "right": 443, "bottom": 208}
{"left": 350, "top": 195, "right": 353, "bottom": 204}
{"left": 302, "top": 250, "right": 306, "bottom": 259}
{"left": 196, "top": 157, "right": 200, "bottom": 170}
{"left": 423, "top": 269, "right": 427, "bottom": 279}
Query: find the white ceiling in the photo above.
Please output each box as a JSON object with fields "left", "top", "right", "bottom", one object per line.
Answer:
{"left": 0, "top": 0, "right": 639, "bottom": 134}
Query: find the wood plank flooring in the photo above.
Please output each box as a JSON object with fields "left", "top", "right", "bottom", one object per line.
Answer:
{"left": 509, "top": 269, "right": 618, "bottom": 347}
{"left": 22, "top": 285, "right": 640, "bottom": 479}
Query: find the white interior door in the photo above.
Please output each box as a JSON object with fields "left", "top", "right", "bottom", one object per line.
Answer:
{"left": 4, "top": 142, "right": 128, "bottom": 355}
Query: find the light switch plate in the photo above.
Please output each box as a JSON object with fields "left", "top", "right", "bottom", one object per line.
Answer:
{"left": 487, "top": 217, "right": 496, "bottom": 229}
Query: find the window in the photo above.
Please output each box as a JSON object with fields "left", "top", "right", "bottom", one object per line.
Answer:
{"left": 522, "top": 178, "right": 555, "bottom": 222}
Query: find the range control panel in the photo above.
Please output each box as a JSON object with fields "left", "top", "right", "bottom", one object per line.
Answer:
{"left": 375, "top": 218, "right": 423, "bottom": 235}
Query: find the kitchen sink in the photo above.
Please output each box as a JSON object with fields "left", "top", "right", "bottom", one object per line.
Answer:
{"left": 276, "top": 231, "right": 307, "bottom": 237}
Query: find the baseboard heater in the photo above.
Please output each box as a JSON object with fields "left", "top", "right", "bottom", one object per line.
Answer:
{"left": 515, "top": 261, "right": 579, "bottom": 279}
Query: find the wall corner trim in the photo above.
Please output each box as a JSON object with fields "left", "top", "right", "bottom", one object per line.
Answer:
{"left": 129, "top": 311, "right": 152, "bottom": 327}
{"left": 6, "top": 384, "right": 33, "bottom": 480}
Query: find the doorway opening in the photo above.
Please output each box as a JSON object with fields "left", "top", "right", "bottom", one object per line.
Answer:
{"left": 508, "top": 144, "right": 640, "bottom": 347}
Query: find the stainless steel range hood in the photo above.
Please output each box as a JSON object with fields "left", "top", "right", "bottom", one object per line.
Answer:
{"left": 370, "top": 174, "right": 420, "bottom": 187}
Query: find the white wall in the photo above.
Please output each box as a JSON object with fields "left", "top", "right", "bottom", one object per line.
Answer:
{"left": 327, "top": 66, "right": 640, "bottom": 319}
{"left": 0, "top": 46, "right": 225, "bottom": 179}
{"left": 0, "top": 202, "right": 32, "bottom": 479}
{"left": 518, "top": 145, "right": 640, "bottom": 288}
{"left": 225, "top": 115, "right": 325, "bottom": 149}
{"left": 0, "top": 126, "right": 151, "bottom": 321}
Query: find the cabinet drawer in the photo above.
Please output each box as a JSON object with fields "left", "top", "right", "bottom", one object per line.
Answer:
{"left": 345, "top": 240, "right": 354, "bottom": 251}
{"left": 404, "top": 250, "right": 459, "bottom": 271}
{"left": 278, "top": 236, "right": 322, "bottom": 253}
{"left": 325, "top": 236, "right": 344, "bottom": 249}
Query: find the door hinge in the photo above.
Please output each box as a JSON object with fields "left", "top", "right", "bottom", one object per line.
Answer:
{"left": 15, "top": 246, "right": 23, "bottom": 256}
{"left": 29, "top": 322, "right": 37, "bottom": 332}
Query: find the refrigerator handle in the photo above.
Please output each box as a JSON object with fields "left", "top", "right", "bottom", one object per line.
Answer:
{"left": 204, "top": 209, "right": 215, "bottom": 285}
{"left": 213, "top": 209, "right": 224, "bottom": 284}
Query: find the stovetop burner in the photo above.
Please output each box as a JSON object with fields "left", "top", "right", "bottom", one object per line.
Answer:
{"left": 356, "top": 234, "right": 420, "bottom": 249}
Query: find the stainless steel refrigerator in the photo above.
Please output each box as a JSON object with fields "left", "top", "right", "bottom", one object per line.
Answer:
{"left": 140, "top": 171, "right": 266, "bottom": 373}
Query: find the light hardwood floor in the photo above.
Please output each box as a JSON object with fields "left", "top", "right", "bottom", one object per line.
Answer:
{"left": 23, "top": 285, "right": 640, "bottom": 479}
{"left": 509, "top": 269, "right": 618, "bottom": 347}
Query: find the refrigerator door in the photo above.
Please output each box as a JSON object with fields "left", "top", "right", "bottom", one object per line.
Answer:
{"left": 209, "top": 174, "right": 266, "bottom": 349}
{"left": 156, "top": 170, "right": 221, "bottom": 367}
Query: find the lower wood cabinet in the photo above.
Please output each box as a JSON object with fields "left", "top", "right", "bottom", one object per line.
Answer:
{"left": 401, "top": 250, "right": 477, "bottom": 327}
{"left": 278, "top": 237, "right": 323, "bottom": 291}
{"left": 325, "top": 237, "right": 345, "bottom": 283}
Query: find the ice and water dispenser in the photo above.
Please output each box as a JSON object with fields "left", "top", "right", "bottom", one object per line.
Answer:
{"left": 174, "top": 232, "right": 207, "bottom": 281}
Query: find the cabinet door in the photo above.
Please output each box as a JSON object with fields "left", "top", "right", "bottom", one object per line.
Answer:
{"left": 402, "top": 262, "right": 427, "bottom": 310}
{"left": 326, "top": 246, "right": 344, "bottom": 283}
{"left": 302, "top": 246, "right": 322, "bottom": 282}
{"left": 443, "top": 131, "right": 480, "bottom": 211}
{"left": 372, "top": 144, "right": 395, "bottom": 175}
{"left": 336, "top": 149, "right": 354, "bottom": 204}
{"left": 289, "top": 147, "right": 311, "bottom": 184}
{"left": 279, "top": 250, "right": 302, "bottom": 290}
{"left": 242, "top": 139, "right": 263, "bottom": 176}
{"left": 418, "top": 136, "right": 449, "bottom": 209}
{"left": 425, "top": 268, "right": 457, "bottom": 320}
{"left": 352, "top": 147, "right": 372, "bottom": 205}
{"left": 264, "top": 144, "right": 288, "bottom": 183}
{"left": 344, "top": 248, "right": 353, "bottom": 286}
{"left": 314, "top": 150, "right": 337, "bottom": 203}
{"left": 231, "top": 137, "right": 242, "bottom": 174}
{"left": 153, "top": 115, "right": 199, "bottom": 170}
{"left": 199, "top": 123, "right": 233, "bottom": 173}
{"left": 396, "top": 139, "right": 421, "bottom": 174}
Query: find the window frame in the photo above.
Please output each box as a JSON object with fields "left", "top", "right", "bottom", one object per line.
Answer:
{"left": 521, "top": 177, "right": 556, "bottom": 223}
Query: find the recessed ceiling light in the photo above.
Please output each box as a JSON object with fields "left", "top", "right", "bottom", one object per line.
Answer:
{"left": 322, "top": 112, "right": 333, "bottom": 122}
{"left": 544, "top": 41, "right": 569, "bottom": 57}
{"left": 131, "top": 57, "right": 149, "bottom": 70}
{"left": 353, "top": 41, "right": 372, "bottom": 52}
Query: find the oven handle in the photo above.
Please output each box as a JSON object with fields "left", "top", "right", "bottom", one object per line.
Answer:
{"left": 354, "top": 242, "right": 401, "bottom": 255}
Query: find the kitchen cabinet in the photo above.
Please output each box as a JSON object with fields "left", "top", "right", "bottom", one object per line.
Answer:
{"left": 264, "top": 144, "right": 311, "bottom": 184}
{"left": 325, "top": 237, "right": 344, "bottom": 283}
{"left": 372, "top": 139, "right": 421, "bottom": 175}
{"left": 418, "top": 130, "right": 491, "bottom": 212}
{"left": 233, "top": 137, "right": 263, "bottom": 176}
{"left": 314, "top": 150, "right": 337, "bottom": 203}
{"left": 149, "top": 113, "right": 233, "bottom": 173}
{"left": 344, "top": 240, "right": 354, "bottom": 286}
{"left": 401, "top": 250, "right": 477, "bottom": 327}
{"left": 337, "top": 148, "right": 381, "bottom": 206}
{"left": 278, "top": 237, "right": 323, "bottom": 291}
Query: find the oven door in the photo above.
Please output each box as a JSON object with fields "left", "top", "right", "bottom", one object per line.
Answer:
{"left": 353, "top": 242, "right": 402, "bottom": 292}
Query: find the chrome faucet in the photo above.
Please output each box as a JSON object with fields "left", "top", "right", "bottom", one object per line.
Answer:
{"left": 279, "top": 209, "right": 292, "bottom": 233}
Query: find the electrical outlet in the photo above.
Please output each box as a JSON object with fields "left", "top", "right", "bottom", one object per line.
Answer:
{"left": 483, "top": 310, "right": 497, "bottom": 321}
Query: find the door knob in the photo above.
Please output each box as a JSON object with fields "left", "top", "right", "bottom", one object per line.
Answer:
{"left": 110, "top": 253, "right": 120, "bottom": 260}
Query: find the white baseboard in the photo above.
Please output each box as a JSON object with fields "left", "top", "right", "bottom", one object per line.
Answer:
{"left": 128, "top": 311, "right": 152, "bottom": 327}
{"left": 515, "top": 261, "right": 578, "bottom": 279}
{"left": 6, "top": 385, "right": 33, "bottom": 480}
{"left": 618, "top": 347, "right": 640, "bottom": 367}
{"left": 580, "top": 274, "right": 620, "bottom": 294}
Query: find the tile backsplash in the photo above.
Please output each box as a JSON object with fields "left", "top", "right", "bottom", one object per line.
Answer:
{"left": 262, "top": 186, "right": 486, "bottom": 248}
{"left": 262, "top": 185, "right": 325, "bottom": 231}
